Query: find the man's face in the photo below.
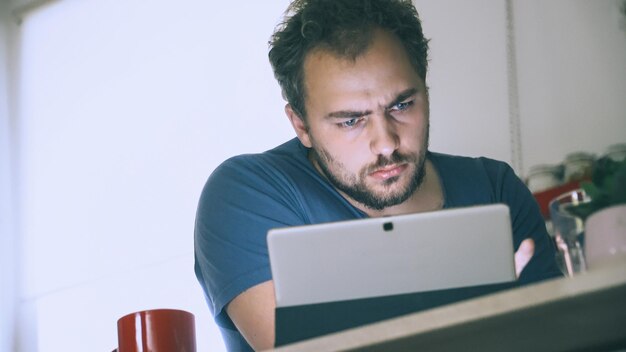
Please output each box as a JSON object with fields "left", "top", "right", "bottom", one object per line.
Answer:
{"left": 290, "top": 29, "right": 430, "bottom": 211}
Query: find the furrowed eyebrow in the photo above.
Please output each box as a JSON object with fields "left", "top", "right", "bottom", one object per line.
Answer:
{"left": 326, "top": 109, "right": 372, "bottom": 119}
{"left": 325, "top": 87, "right": 418, "bottom": 119}
{"left": 386, "top": 88, "right": 418, "bottom": 109}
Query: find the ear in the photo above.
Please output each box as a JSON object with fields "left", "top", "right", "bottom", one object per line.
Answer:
{"left": 285, "top": 104, "right": 312, "bottom": 148}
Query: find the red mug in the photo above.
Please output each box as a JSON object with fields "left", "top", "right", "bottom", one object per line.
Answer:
{"left": 116, "top": 309, "right": 196, "bottom": 352}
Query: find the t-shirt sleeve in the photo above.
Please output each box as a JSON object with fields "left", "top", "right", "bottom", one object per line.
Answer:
{"left": 488, "top": 160, "right": 564, "bottom": 283}
{"left": 193, "top": 156, "right": 304, "bottom": 329}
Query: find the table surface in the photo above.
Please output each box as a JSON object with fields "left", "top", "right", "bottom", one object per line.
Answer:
{"left": 270, "top": 256, "right": 626, "bottom": 352}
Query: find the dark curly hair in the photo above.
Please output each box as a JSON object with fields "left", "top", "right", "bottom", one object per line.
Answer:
{"left": 268, "top": 0, "right": 430, "bottom": 119}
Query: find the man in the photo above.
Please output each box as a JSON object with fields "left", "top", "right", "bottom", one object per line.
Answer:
{"left": 194, "top": 0, "right": 562, "bottom": 350}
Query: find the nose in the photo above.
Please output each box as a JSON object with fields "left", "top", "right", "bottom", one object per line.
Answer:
{"left": 369, "top": 114, "right": 400, "bottom": 157}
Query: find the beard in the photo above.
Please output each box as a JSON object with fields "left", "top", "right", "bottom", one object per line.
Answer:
{"left": 309, "top": 132, "right": 429, "bottom": 211}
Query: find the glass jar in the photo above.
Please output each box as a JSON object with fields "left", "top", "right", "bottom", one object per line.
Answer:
{"left": 527, "top": 164, "right": 562, "bottom": 193}
{"left": 603, "top": 143, "right": 626, "bottom": 162}
{"left": 563, "top": 152, "right": 595, "bottom": 183}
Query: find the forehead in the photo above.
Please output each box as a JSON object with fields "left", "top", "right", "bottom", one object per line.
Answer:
{"left": 302, "top": 29, "right": 423, "bottom": 113}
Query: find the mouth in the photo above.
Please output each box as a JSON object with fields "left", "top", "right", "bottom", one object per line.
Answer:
{"left": 368, "top": 163, "right": 408, "bottom": 181}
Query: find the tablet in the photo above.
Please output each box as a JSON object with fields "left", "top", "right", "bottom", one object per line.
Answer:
{"left": 267, "top": 203, "right": 517, "bottom": 345}
{"left": 268, "top": 203, "right": 516, "bottom": 308}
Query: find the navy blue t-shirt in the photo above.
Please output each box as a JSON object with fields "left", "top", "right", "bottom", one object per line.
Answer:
{"left": 194, "top": 138, "right": 561, "bottom": 351}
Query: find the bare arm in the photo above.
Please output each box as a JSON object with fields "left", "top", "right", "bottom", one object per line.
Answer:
{"left": 515, "top": 238, "right": 535, "bottom": 278}
{"left": 226, "top": 280, "right": 276, "bottom": 351}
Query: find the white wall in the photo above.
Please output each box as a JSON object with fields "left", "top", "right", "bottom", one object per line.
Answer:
{"left": 514, "top": 0, "right": 626, "bottom": 171}
{"left": 15, "top": 0, "right": 291, "bottom": 351}
{"left": 1, "top": 1, "right": 19, "bottom": 351}
{"left": 416, "top": 0, "right": 514, "bottom": 165}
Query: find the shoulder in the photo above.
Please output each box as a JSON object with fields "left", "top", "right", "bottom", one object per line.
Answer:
{"left": 203, "top": 138, "right": 362, "bottom": 225}
{"left": 203, "top": 139, "right": 315, "bottom": 202}
{"left": 198, "top": 138, "right": 315, "bottom": 224}
{"left": 211, "top": 138, "right": 310, "bottom": 183}
{"left": 430, "top": 152, "right": 512, "bottom": 177}
{"left": 430, "top": 152, "right": 520, "bottom": 207}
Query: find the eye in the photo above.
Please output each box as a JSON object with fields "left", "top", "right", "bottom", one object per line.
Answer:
{"left": 338, "top": 118, "right": 362, "bottom": 128}
{"left": 390, "top": 100, "right": 413, "bottom": 112}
